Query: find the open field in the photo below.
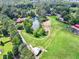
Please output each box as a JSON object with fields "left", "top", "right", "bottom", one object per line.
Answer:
{"left": 21, "top": 16, "right": 79, "bottom": 59}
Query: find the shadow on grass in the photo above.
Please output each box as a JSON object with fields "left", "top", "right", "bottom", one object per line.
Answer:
{"left": 0, "top": 40, "right": 11, "bottom": 46}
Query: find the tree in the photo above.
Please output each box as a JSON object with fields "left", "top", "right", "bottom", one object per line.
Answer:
{"left": 63, "top": 8, "right": 79, "bottom": 24}
{"left": 0, "top": 14, "right": 10, "bottom": 36}
{"left": 71, "top": 3, "right": 77, "bottom": 7}
{"left": 19, "top": 44, "right": 35, "bottom": 59}
{"left": 23, "top": 19, "right": 33, "bottom": 33}
{"left": 37, "top": 8, "right": 46, "bottom": 16}
{"left": 36, "top": 0, "right": 52, "bottom": 16}
{"left": 69, "top": 9, "right": 79, "bottom": 24}
{"left": 9, "top": 24, "right": 21, "bottom": 45}
{"left": 7, "top": 52, "right": 14, "bottom": 59}
{"left": 12, "top": 45, "right": 19, "bottom": 57}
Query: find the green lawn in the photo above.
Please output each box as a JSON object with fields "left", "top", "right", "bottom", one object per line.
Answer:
{"left": 21, "top": 16, "right": 79, "bottom": 59}
{"left": 0, "top": 37, "right": 13, "bottom": 59}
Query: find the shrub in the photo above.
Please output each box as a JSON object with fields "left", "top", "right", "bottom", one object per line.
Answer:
{"left": 33, "top": 27, "right": 46, "bottom": 38}
{"left": 16, "top": 24, "right": 24, "bottom": 30}
{"left": 12, "top": 34, "right": 21, "bottom": 45}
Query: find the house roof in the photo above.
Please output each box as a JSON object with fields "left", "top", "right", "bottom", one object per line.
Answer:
{"left": 71, "top": 24, "right": 79, "bottom": 30}
{"left": 16, "top": 18, "right": 26, "bottom": 23}
{"left": 74, "top": 24, "right": 79, "bottom": 28}
{"left": 32, "top": 47, "right": 41, "bottom": 56}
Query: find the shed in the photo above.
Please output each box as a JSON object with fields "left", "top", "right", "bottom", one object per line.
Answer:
{"left": 32, "top": 47, "right": 42, "bottom": 56}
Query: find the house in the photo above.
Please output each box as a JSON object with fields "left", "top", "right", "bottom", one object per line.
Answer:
{"left": 16, "top": 18, "right": 26, "bottom": 23}
{"left": 71, "top": 24, "right": 79, "bottom": 35}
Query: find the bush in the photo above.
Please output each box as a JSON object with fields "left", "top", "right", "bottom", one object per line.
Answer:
{"left": 2, "top": 29, "right": 9, "bottom": 37}
{"left": 33, "top": 27, "right": 46, "bottom": 38}
{"left": 63, "top": 14, "right": 70, "bottom": 22}
{"left": 16, "top": 24, "right": 24, "bottom": 30}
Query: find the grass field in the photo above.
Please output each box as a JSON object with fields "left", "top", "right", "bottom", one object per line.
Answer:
{"left": 21, "top": 16, "right": 79, "bottom": 59}
{"left": 0, "top": 37, "right": 13, "bottom": 59}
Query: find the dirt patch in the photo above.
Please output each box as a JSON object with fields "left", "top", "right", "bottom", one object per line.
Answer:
{"left": 42, "top": 20, "right": 51, "bottom": 36}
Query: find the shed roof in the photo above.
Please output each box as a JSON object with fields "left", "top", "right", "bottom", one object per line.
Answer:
{"left": 32, "top": 47, "right": 41, "bottom": 56}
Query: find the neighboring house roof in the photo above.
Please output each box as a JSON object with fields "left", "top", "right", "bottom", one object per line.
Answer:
{"left": 71, "top": 24, "right": 79, "bottom": 30}
{"left": 74, "top": 24, "right": 79, "bottom": 28}
{"left": 42, "top": 20, "right": 51, "bottom": 32}
{"left": 59, "top": 17, "right": 64, "bottom": 22}
{"left": 16, "top": 18, "right": 26, "bottom": 23}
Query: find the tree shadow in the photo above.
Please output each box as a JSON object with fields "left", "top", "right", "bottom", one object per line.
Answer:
{"left": 4, "top": 40, "right": 11, "bottom": 44}
{"left": 0, "top": 40, "right": 11, "bottom": 46}
{"left": 3, "top": 52, "right": 14, "bottom": 59}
